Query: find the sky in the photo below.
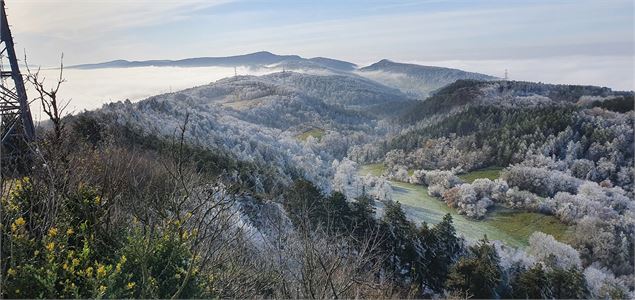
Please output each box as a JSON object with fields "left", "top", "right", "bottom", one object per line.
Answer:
{"left": 6, "top": 0, "right": 635, "bottom": 90}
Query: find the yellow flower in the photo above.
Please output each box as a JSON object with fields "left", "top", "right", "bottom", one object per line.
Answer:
{"left": 63, "top": 263, "right": 69, "bottom": 271}
{"left": 10, "top": 223, "right": 16, "bottom": 232}
{"left": 94, "top": 196, "right": 101, "bottom": 205}
{"left": 72, "top": 258, "right": 80, "bottom": 267}
{"left": 14, "top": 217, "right": 25, "bottom": 226}
{"left": 66, "top": 228, "right": 74, "bottom": 235}
{"left": 98, "top": 285, "right": 107, "bottom": 294}
{"left": 7, "top": 202, "right": 18, "bottom": 212}
{"left": 85, "top": 266, "right": 93, "bottom": 277}
{"left": 46, "top": 242, "right": 55, "bottom": 252}
{"left": 126, "top": 282, "right": 136, "bottom": 290}
{"left": 48, "top": 227, "right": 58, "bottom": 237}
{"left": 120, "top": 255, "right": 127, "bottom": 264}
{"left": 115, "top": 263, "right": 122, "bottom": 273}
{"left": 7, "top": 268, "right": 16, "bottom": 276}
{"left": 96, "top": 264, "right": 106, "bottom": 278}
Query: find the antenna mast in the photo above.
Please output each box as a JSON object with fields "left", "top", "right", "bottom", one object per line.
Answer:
{"left": 0, "top": 0, "right": 36, "bottom": 161}
{"left": 504, "top": 69, "right": 509, "bottom": 81}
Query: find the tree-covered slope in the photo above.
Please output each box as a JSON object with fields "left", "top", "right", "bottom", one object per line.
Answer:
{"left": 401, "top": 80, "right": 631, "bottom": 124}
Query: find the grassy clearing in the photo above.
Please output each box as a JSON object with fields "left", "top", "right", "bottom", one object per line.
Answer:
{"left": 359, "top": 163, "right": 415, "bottom": 177}
{"left": 360, "top": 164, "right": 571, "bottom": 247}
{"left": 296, "top": 128, "right": 326, "bottom": 141}
{"left": 359, "top": 163, "right": 387, "bottom": 177}
{"left": 390, "top": 181, "right": 571, "bottom": 247}
{"left": 459, "top": 166, "right": 504, "bottom": 183}
{"left": 485, "top": 209, "right": 572, "bottom": 246}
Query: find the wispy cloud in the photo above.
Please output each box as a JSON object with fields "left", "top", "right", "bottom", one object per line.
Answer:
{"left": 9, "top": 0, "right": 231, "bottom": 38}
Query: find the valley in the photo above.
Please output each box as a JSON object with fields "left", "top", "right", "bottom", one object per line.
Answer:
{"left": 359, "top": 164, "right": 570, "bottom": 247}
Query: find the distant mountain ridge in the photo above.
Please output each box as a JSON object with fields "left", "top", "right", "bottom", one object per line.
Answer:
{"left": 69, "top": 51, "right": 356, "bottom": 71}
{"left": 70, "top": 51, "right": 499, "bottom": 99}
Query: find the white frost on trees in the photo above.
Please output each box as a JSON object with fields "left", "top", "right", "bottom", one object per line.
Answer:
{"left": 527, "top": 232, "right": 582, "bottom": 269}
{"left": 331, "top": 158, "right": 393, "bottom": 201}
{"left": 584, "top": 266, "right": 628, "bottom": 299}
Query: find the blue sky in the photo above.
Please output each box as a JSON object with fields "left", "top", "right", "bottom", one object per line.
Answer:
{"left": 8, "top": 0, "right": 635, "bottom": 89}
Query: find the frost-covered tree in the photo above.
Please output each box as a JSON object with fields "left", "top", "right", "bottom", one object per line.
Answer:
{"left": 527, "top": 232, "right": 581, "bottom": 269}
{"left": 331, "top": 158, "right": 393, "bottom": 201}
{"left": 584, "top": 266, "right": 628, "bottom": 299}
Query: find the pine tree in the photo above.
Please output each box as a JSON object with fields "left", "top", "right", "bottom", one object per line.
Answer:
{"left": 545, "top": 267, "right": 588, "bottom": 299}
{"left": 445, "top": 238, "right": 502, "bottom": 298}
{"left": 350, "top": 195, "right": 376, "bottom": 238}
{"left": 510, "top": 264, "right": 548, "bottom": 299}
{"left": 380, "top": 201, "right": 417, "bottom": 280}
{"left": 421, "top": 214, "right": 461, "bottom": 291}
{"left": 325, "top": 191, "right": 352, "bottom": 233}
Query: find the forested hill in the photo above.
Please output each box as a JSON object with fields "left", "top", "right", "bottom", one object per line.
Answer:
{"left": 357, "top": 59, "right": 497, "bottom": 98}
{"left": 365, "top": 79, "right": 634, "bottom": 173}
{"left": 400, "top": 79, "right": 633, "bottom": 124}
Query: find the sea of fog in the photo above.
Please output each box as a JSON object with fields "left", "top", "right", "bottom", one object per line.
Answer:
{"left": 29, "top": 66, "right": 278, "bottom": 121}
{"left": 28, "top": 55, "right": 634, "bottom": 122}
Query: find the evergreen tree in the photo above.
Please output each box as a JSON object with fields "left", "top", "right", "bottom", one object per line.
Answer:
{"left": 510, "top": 264, "right": 548, "bottom": 299}
{"left": 545, "top": 267, "right": 588, "bottom": 299}
{"left": 283, "top": 180, "right": 325, "bottom": 230}
{"left": 425, "top": 214, "right": 461, "bottom": 291}
{"left": 445, "top": 238, "right": 502, "bottom": 298}
{"left": 380, "top": 201, "right": 418, "bottom": 280}
{"left": 324, "top": 191, "right": 352, "bottom": 233}
{"left": 350, "top": 195, "right": 377, "bottom": 237}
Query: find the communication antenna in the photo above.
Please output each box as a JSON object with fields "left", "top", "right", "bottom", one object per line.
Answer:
{"left": 234, "top": 66, "right": 237, "bottom": 77}
{"left": 0, "top": 0, "right": 36, "bottom": 162}
{"left": 504, "top": 69, "right": 509, "bottom": 81}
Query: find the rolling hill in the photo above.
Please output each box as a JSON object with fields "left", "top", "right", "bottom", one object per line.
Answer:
{"left": 357, "top": 59, "right": 497, "bottom": 98}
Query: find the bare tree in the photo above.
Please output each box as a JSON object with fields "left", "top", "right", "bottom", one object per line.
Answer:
{"left": 259, "top": 207, "right": 389, "bottom": 299}
{"left": 24, "top": 53, "right": 69, "bottom": 142}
